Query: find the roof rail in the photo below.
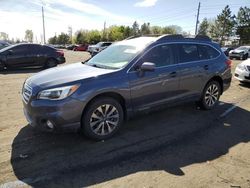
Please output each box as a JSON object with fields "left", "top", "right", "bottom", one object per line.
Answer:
{"left": 195, "top": 35, "right": 211, "bottom": 41}
{"left": 125, "top": 34, "right": 163, "bottom": 40}
{"left": 157, "top": 34, "right": 184, "bottom": 42}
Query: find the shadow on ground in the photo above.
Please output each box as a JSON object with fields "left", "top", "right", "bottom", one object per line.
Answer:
{"left": 10, "top": 102, "right": 250, "bottom": 187}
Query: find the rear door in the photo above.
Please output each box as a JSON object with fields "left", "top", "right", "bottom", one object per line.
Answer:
{"left": 177, "top": 43, "right": 220, "bottom": 97}
{"left": 26, "top": 44, "right": 45, "bottom": 66}
{"left": 128, "top": 44, "right": 180, "bottom": 111}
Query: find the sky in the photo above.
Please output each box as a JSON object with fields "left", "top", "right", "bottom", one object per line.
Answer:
{"left": 0, "top": 0, "right": 249, "bottom": 43}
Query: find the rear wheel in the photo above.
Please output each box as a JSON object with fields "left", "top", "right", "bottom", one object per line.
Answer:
{"left": 82, "top": 97, "right": 124, "bottom": 140}
{"left": 45, "top": 59, "right": 57, "bottom": 68}
{"left": 243, "top": 53, "right": 248, "bottom": 60}
{"left": 199, "top": 81, "right": 221, "bottom": 110}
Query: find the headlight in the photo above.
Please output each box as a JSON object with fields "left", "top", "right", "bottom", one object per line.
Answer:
{"left": 37, "top": 85, "right": 80, "bottom": 100}
{"left": 237, "top": 64, "right": 248, "bottom": 71}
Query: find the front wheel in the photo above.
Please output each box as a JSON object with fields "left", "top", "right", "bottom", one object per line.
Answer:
{"left": 82, "top": 97, "right": 124, "bottom": 140}
{"left": 199, "top": 81, "right": 221, "bottom": 110}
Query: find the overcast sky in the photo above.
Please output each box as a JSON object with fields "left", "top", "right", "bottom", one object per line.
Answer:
{"left": 0, "top": 0, "right": 249, "bottom": 42}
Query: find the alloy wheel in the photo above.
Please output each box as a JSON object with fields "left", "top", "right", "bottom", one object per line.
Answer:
{"left": 90, "top": 104, "right": 119, "bottom": 136}
{"left": 204, "top": 84, "right": 219, "bottom": 107}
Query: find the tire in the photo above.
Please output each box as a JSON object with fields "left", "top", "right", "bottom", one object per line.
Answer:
{"left": 0, "top": 61, "right": 5, "bottom": 71}
{"left": 45, "top": 58, "right": 57, "bottom": 69}
{"left": 243, "top": 53, "right": 248, "bottom": 60}
{"left": 199, "top": 80, "right": 221, "bottom": 110}
{"left": 82, "top": 97, "right": 124, "bottom": 140}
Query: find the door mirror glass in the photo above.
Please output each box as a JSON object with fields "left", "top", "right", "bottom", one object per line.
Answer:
{"left": 140, "top": 62, "right": 155, "bottom": 72}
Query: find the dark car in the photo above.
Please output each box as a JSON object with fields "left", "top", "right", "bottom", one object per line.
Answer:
{"left": 0, "top": 43, "right": 65, "bottom": 70}
{"left": 221, "top": 47, "right": 234, "bottom": 56}
{"left": 22, "top": 35, "right": 232, "bottom": 140}
{"left": 66, "top": 44, "right": 78, "bottom": 50}
{"left": 73, "top": 44, "right": 89, "bottom": 51}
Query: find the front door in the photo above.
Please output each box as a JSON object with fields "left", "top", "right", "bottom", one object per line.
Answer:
{"left": 128, "top": 44, "right": 180, "bottom": 111}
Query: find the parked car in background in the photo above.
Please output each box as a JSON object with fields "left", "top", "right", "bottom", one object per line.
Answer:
{"left": 221, "top": 47, "right": 234, "bottom": 56}
{"left": 0, "top": 40, "right": 10, "bottom": 50}
{"left": 22, "top": 35, "right": 232, "bottom": 140}
{"left": 88, "top": 42, "right": 112, "bottom": 54}
{"left": 234, "top": 58, "right": 250, "bottom": 83}
{"left": 73, "top": 44, "right": 89, "bottom": 51}
{"left": 66, "top": 44, "right": 78, "bottom": 50}
{"left": 0, "top": 43, "right": 65, "bottom": 70}
{"left": 229, "top": 46, "right": 250, "bottom": 60}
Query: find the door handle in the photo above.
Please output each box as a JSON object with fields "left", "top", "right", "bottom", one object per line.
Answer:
{"left": 204, "top": 65, "right": 209, "bottom": 70}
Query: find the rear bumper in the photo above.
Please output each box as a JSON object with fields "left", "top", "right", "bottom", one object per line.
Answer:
{"left": 57, "top": 56, "right": 66, "bottom": 64}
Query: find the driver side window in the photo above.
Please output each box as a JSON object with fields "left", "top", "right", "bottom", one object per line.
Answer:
{"left": 137, "top": 44, "right": 175, "bottom": 68}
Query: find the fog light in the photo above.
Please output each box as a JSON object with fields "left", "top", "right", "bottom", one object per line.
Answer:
{"left": 46, "top": 120, "right": 54, "bottom": 129}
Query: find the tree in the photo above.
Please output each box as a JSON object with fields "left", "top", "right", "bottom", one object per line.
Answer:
{"left": 25, "top": 29, "right": 33, "bottom": 42}
{"left": 75, "top": 30, "right": 88, "bottom": 44}
{"left": 236, "top": 6, "right": 250, "bottom": 45}
{"left": 162, "top": 26, "right": 177, "bottom": 34}
{"left": 123, "top": 26, "right": 132, "bottom": 38}
{"left": 87, "top": 30, "right": 101, "bottom": 44}
{"left": 57, "top": 33, "right": 70, "bottom": 44}
{"left": 48, "top": 36, "right": 57, "bottom": 44}
{"left": 210, "top": 5, "right": 235, "bottom": 45}
{"left": 141, "top": 23, "right": 150, "bottom": 35}
{"left": 151, "top": 26, "right": 162, "bottom": 34}
{"left": 107, "top": 26, "right": 124, "bottom": 41}
{"left": 132, "top": 21, "right": 140, "bottom": 36}
{"left": 198, "top": 18, "right": 209, "bottom": 35}
{"left": 0, "top": 32, "right": 9, "bottom": 40}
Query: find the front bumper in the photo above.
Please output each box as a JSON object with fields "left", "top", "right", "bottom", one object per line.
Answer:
{"left": 23, "top": 97, "right": 85, "bottom": 132}
{"left": 229, "top": 53, "right": 244, "bottom": 59}
{"left": 234, "top": 67, "right": 250, "bottom": 82}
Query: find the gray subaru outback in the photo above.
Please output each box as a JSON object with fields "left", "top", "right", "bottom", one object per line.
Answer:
{"left": 22, "top": 35, "right": 232, "bottom": 140}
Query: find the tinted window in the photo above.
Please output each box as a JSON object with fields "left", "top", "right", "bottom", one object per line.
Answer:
{"left": 138, "top": 45, "right": 175, "bottom": 68}
{"left": 11, "top": 45, "right": 28, "bottom": 54}
{"left": 179, "top": 44, "right": 199, "bottom": 63}
{"left": 28, "top": 45, "right": 42, "bottom": 53}
{"left": 198, "top": 45, "right": 220, "bottom": 60}
{"left": 102, "top": 43, "right": 112, "bottom": 47}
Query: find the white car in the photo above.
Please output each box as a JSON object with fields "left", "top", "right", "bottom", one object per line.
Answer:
{"left": 234, "top": 59, "right": 250, "bottom": 83}
{"left": 229, "top": 46, "right": 250, "bottom": 60}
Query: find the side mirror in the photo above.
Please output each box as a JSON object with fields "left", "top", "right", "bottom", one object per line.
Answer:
{"left": 140, "top": 62, "right": 156, "bottom": 72}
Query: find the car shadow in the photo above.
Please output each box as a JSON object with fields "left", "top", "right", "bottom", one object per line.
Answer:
{"left": 0, "top": 67, "right": 43, "bottom": 74}
{"left": 10, "top": 102, "right": 250, "bottom": 187}
{"left": 239, "top": 82, "right": 250, "bottom": 88}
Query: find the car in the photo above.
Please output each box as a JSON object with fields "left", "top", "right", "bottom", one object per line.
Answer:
{"left": 229, "top": 46, "right": 250, "bottom": 60}
{"left": 73, "top": 44, "right": 88, "bottom": 51}
{"left": 66, "top": 44, "right": 78, "bottom": 50}
{"left": 22, "top": 35, "right": 232, "bottom": 140}
{"left": 88, "top": 42, "right": 112, "bottom": 54}
{"left": 221, "top": 47, "right": 234, "bottom": 56}
{"left": 234, "top": 59, "right": 250, "bottom": 83}
{"left": 0, "top": 43, "right": 65, "bottom": 70}
{"left": 0, "top": 40, "right": 10, "bottom": 50}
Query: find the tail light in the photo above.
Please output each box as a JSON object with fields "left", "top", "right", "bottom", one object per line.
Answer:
{"left": 57, "top": 50, "right": 64, "bottom": 56}
{"left": 225, "top": 59, "right": 232, "bottom": 69}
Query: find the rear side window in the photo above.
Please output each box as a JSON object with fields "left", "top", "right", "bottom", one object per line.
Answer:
{"left": 11, "top": 45, "right": 28, "bottom": 54}
{"left": 198, "top": 45, "right": 220, "bottom": 60}
{"left": 138, "top": 44, "right": 175, "bottom": 68}
{"left": 179, "top": 44, "right": 199, "bottom": 63}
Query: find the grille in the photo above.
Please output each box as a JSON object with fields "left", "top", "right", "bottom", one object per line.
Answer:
{"left": 22, "top": 83, "right": 32, "bottom": 104}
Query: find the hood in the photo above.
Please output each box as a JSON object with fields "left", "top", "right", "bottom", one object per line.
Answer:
{"left": 232, "top": 49, "right": 245, "bottom": 53}
{"left": 26, "top": 62, "right": 115, "bottom": 88}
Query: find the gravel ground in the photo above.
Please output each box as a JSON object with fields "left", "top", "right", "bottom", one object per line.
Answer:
{"left": 0, "top": 51, "right": 249, "bottom": 188}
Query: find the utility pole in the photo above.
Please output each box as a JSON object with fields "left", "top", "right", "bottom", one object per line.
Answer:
{"left": 103, "top": 21, "right": 106, "bottom": 40}
{"left": 195, "top": 2, "right": 201, "bottom": 35}
{"left": 42, "top": 6, "right": 46, "bottom": 44}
